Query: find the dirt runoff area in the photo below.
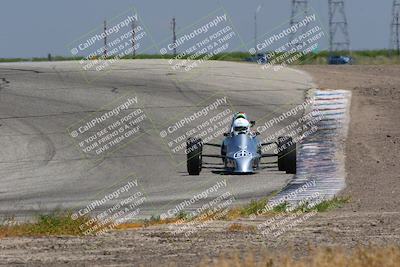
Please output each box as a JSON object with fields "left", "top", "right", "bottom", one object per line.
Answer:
{"left": 0, "top": 65, "right": 399, "bottom": 267}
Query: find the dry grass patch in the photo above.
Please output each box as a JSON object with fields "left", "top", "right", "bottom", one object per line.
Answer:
{"left": 0, "top": 213, "right": 91, "bottom": 238}
{"left": 226, "top": 223, "right": 256, "bottom": 233}
{"left": 201, "top": 245, "right": 400, "bottom": 267}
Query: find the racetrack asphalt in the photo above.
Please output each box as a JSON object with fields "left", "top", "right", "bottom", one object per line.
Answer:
{"left": 0, "top": 59, "right": 315, "bottom": 220}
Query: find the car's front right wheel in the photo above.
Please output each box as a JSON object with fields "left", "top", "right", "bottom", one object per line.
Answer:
{"left": 186, "top": 137, "right": 203, "bottom": 175}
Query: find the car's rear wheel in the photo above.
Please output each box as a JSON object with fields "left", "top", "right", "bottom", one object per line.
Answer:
{"left": 277, "top": 136, "right": 296, "bottom": 174}
{"left": 187, "top": 137, "right": 203, "bottom": 175}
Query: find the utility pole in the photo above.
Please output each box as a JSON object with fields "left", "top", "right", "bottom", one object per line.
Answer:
{"left": 104, "top": 19, "right": 107, "bottom": 58}
{"left": 131, "top": 19, "right": 136, "bottom": 58}
{"left": 289, "top": 0, "right": 309, "bottom": 48}
{"left": 254, "top": 4, "right": 262, "bottom": 52}
{"left": 397, "top": 16, "right": 400, "bottom": 55}
{"left": 390, "top": 0, "right": 400, "bottom": 56}
{"left": 172, "top": 17, "right": 177, "bottom": 56}
{"left": 328, "top": 0, "right": 350, "bottom": 54}
{"left": 254, "top": 13, "right": 257, "bottom": 52}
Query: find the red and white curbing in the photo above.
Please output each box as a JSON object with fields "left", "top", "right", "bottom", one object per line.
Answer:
{"left": 268, "top": 89, "right": 352, "bottom": 209}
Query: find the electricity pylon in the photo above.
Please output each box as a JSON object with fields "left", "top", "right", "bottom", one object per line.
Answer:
{"left": 390, "top": 0, "right": 400, "bottom": 55}
{"left": 289, "top": 0, "right": 309, "bottom": 46}
{"left": 328, "top": 0, "right": 350, "bottom": 53}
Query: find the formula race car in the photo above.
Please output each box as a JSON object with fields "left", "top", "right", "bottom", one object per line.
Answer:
{"left": 186, "top": 112, "right": 296, "bottom": 175}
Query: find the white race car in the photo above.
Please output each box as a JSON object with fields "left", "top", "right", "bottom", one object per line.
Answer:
{"left": 186, "top": 112, "right": 296, "bottom": 175}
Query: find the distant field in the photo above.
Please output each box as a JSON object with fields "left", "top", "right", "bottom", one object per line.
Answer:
{"left": 1, "top": 50, "right": 399, "bottom": 64}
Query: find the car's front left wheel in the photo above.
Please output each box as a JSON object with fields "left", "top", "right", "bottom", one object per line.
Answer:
{"left": 277, "top": 136, "right": 296, "bottom": 174}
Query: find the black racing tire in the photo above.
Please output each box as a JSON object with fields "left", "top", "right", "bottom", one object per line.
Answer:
{"left": 186, "top": 137, "right": 203, "bottom": 175}
{"left": 284, "top": 144, "right": 296, "bottom": 174}
{"left": 277, "top": 136, "right": 296, "bottom": 174}
{"left": 221, "top": 142, "right": 226, "bottom": 164}
{"left": 277, "top": 136, "right": 288, "bottom": 171}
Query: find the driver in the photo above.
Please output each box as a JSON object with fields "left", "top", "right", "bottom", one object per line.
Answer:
{"left": 233, "top": 112, "right": 248, "bottom": 121}
{"left": 232, "top": 117, "right": 250, "bottom": 135}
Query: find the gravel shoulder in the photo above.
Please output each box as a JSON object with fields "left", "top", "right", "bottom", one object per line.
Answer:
{"left": 1, "top": 65, "right": 399, "bottom": 267}
{"left": 300, "top": 65, "right": 400, "bottom": 212}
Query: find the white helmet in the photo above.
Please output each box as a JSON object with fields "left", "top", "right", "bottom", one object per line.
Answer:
{"left": 234, "top": 112, "right": 248, "bottom": 121}
{"left": 233, "top": 118, "right": 250, "bottom": 135}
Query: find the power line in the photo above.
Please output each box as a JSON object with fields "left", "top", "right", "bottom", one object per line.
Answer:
{"left": 171, "top": 17, "right": 177, "bottom": 56}
{"left": 328, "top": 0, "right": 350, "bottom": 53}
{"left": 104, "top": 19, "right": 107, "bottom": 58}
{"left": 254, "top": 12, "right": 257, "bottom": 52}
{"left": 289, "top": 0, "right": 309, "bottom": 47}
{"left": 131, "top": 18, "right": 136, "bottom": 58}
{"left": 390, "top": 0, "right": 400, "bottom": 56}
{"left": 254, "top": 4, "right": 262, "bottom": 52}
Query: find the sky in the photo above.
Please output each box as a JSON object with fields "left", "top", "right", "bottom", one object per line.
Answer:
{"left": 0, "top": 0, "right": 394, "bottom": 58}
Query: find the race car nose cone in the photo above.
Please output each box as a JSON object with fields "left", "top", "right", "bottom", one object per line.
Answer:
{"left": 234, "top": 157, "right": 254, "bottom": 173}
